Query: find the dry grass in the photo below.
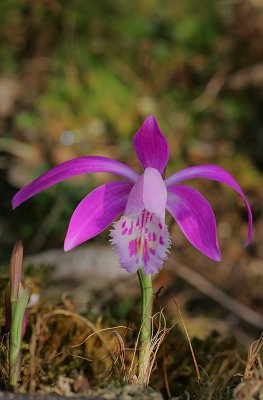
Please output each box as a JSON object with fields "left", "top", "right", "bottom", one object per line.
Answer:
{"left": 0, "top": 333, "right": 9, "bottom": 387}
{"left": 16, "top": 301, "right": 134, "bottom": 395}
{"left": 233, "top": 333, "right": 263, "bottom": 399}
{"left": 131, "top": 308, "right": 173, "bottom": 386}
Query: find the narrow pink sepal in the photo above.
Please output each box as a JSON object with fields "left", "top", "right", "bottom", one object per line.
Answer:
{"left": 165, "top": 164, "right": 252, "bottom": 246}
{"left": 133, "top": 115, "right": 169, "bottom": 174}
{"left": 12, "top": 156, "right": 138, "bottom": 209}
{"left": 166, "top": 184, "right": 221, "bottom": 262}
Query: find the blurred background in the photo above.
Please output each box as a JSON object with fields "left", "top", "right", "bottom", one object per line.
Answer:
{"left": 0, "top": 0, "right": 263, "bottom": 341}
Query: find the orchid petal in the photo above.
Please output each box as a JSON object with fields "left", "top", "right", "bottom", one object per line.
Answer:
{"left": 12, "top": 156, "right": 138, "bottom": 209}
{"left": 64, "top": 181, "right": 133, "bottom": 251}
{"left": 165, "top": 164, "right": 252, "bottom": 245}
{"left": 166, "top": 184, "right": 221, "bottom": 261}
{"left": 125, "top": 167, "right": 167, "bottom": 222}
{"left": 133, "top": 115, "right": 169, "bottom": 174}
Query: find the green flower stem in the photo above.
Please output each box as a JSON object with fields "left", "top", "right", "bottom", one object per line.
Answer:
{"left": 137, "top": 269, "right": 153, "bottom": 386}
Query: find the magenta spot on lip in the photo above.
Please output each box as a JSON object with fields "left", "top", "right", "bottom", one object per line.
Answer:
{"left": 129, "top": 239, "right": 137, "bottom": 257}
{"left": 142, "top": 239, "right": 149, "bottom": 266}
{"left": 158, "top": 223, "right": 163, "bottom": 230}
{"left": 128, "top": 221, "right": 134, "bottom": 235}
{"left": 141, "top": 210, "right": 145, "bottom": 232}
{"left": 122, "top": 228, "right": 128, "bottom": 235}
{"left": 146, "top": 211, "right": 150, "bottom": 222}
{"left": 152, "top": 232, "right": 156, "bottom": 241}
{"left": 122, "top": 221, "right": 126, "bottom": 228}
{"left": 159, "top": 236, "right": 164, "bottom": 245}
{"left": 150, "top": 248, "right": 155, "bottom": 255}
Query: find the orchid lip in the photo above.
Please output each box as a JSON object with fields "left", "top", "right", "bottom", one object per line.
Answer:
{"left": 110, "top": 208, "right": 171, "bottom": 275}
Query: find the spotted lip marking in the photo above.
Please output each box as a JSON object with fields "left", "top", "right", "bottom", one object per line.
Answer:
{"left": 111, "top": 208, "right": 171, "bottom": 274}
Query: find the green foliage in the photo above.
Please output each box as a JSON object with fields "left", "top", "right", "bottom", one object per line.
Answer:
{"left": 1, "top": 0, "right": 257, "bottom": 148}
{"left": 1, "top": 0, "right": 263, "bottom": 249}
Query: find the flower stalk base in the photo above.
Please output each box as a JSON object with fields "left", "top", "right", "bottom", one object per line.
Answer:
{"left": 137, "top": 269, "right": 153, "bottom": 386}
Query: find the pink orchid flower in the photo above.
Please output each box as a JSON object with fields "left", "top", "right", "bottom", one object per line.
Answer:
{"left": 12, "top": 116, "right": 252, "bottom": 275}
